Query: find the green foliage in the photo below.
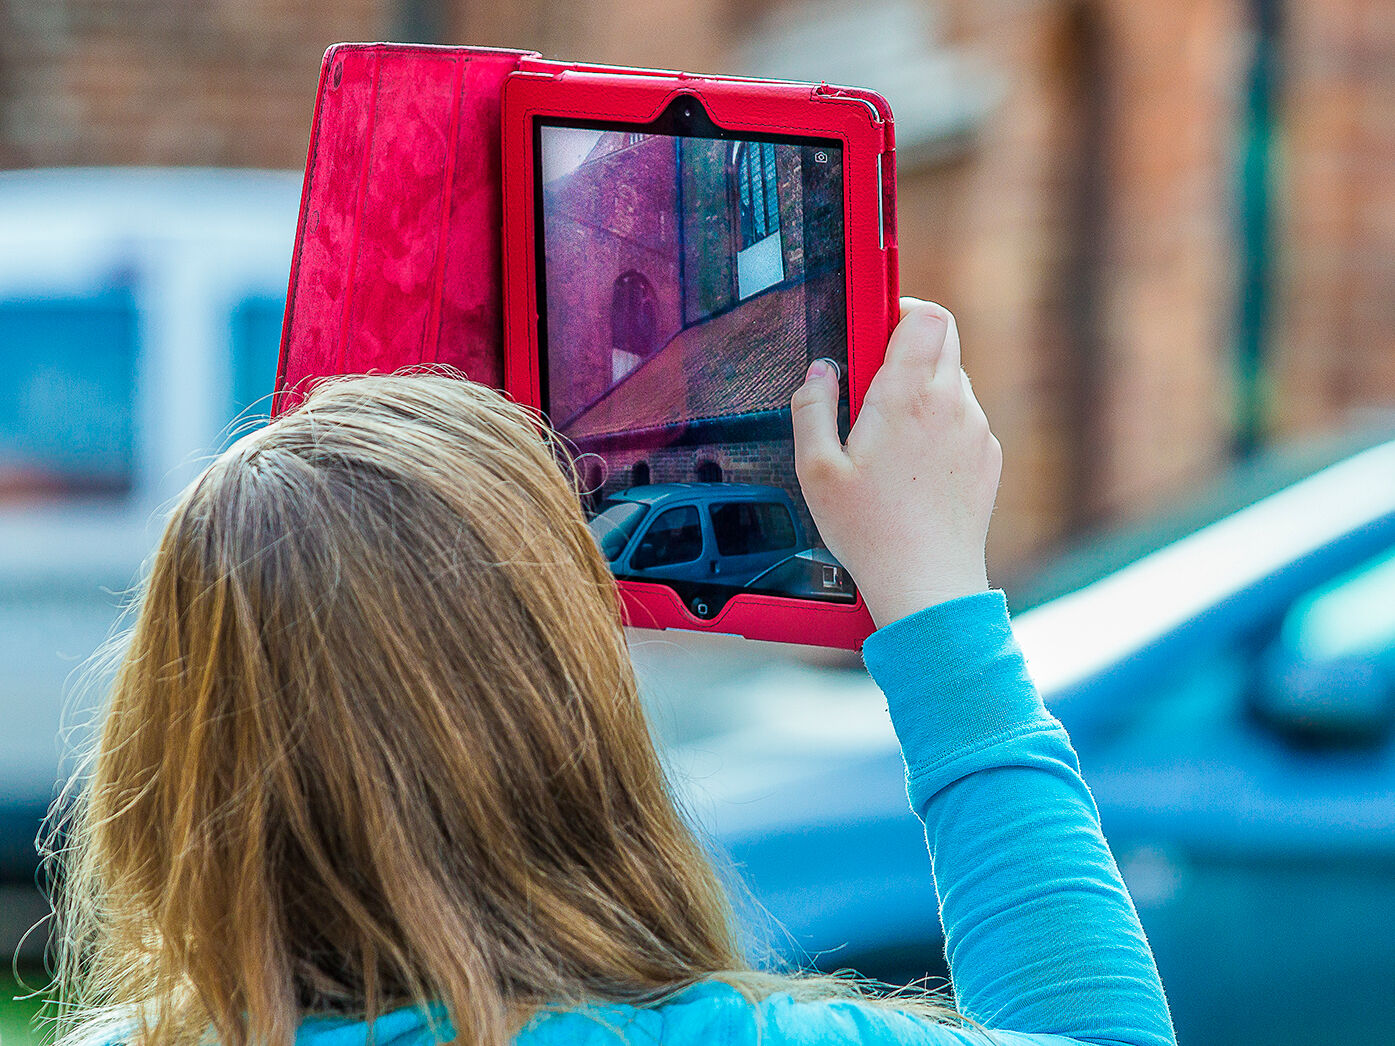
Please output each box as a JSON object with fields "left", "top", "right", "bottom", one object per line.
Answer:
{"left": 0, "top": 969, "right": 47, "bottom": 1046}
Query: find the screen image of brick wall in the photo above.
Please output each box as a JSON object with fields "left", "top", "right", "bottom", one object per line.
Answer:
{"left": 540, "top": 128, "right": 846, "bottom": 548}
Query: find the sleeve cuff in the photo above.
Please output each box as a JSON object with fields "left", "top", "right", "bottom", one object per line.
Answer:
{"left": 862, "top": 591, "right": 1064, "bottom": 813}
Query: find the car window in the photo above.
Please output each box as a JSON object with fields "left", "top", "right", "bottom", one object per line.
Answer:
{"left": 590, "top": 500, "right": 648, "bottom": 561}
{"left": 710, "top": 501, "right": 797, "bottom": 556}
{"left": 1283, "top": 545, "right": 1395, "bottom": 661}
{"left": 0, "top": 291, "right": 138, "bottom": 502}
{"left": 230, "top": 295, "right": 285, "bottom": 426}
{"left": 633, "top": 505, "right": 703, "bottom": 568}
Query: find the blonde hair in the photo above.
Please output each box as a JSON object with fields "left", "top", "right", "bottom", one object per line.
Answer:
{"left": 45, "top": 373, "right": 961, "bottom": 1046}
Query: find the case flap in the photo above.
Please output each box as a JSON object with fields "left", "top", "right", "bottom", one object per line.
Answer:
{"left": 276, "top": 43, "right": 537, "bottom": 414}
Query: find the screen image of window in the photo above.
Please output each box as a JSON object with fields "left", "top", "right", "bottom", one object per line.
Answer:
{"left": 734, "top": 141, "right": 785, "bottom": 299}
{"left": 610, "top": 270, "right": 658, "bottom": 382}
{"left": 711, "top": 502, "right": 797, "bottom": 557}
{"left": 591, "top": 499, "right": 647, "bottom": 562}
{"left": 632, "top": 506, "right": 703, "bottom": 569}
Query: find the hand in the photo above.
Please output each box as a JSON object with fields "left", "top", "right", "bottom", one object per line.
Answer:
{"left": 791, "top": 299, "right": 1002, "bottom": 628}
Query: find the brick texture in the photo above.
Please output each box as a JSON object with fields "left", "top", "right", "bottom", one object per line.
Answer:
{"left": 1274, "top": 0, "right": 1395, "bottom": 435}
{"left": 2, "top": 0, "right": 1390, "bottom": 577}
{"left": 0, "top": 0, "right": 386, "bottom": 168}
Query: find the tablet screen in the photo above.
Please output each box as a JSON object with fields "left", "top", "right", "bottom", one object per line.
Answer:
{"left": 533, "top": 115, "right": 854, "bottom": 619}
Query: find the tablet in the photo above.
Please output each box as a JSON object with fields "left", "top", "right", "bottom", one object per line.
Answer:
{"left": 502, "top": 64, "right": 898, "bottom": 648}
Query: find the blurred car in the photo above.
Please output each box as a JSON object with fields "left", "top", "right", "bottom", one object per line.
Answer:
{"left": 633, "top": 435, "right": 1395, "bottom": 1046}
{"left": 0, "top": 168, "right": 299, "bottom": 892}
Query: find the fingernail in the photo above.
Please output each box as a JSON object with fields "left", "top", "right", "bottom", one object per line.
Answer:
{"left": 806, "top": 357, "right": 841, "bottom": 382}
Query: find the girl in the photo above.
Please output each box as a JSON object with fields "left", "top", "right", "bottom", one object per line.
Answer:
{"left": 48, "top": 302, "right": 1174, "bottom": 1046}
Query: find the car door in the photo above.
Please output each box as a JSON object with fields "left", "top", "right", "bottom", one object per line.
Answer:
{"left": 706, "top": 499, "right": 800, "bottom": 584}
{"left": 623, "top": 504, "right": 709, "bottom": 583}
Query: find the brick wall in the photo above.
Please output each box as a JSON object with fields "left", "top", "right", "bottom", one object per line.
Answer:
{"left": 542, "top": 134, "right": 684, "bottom": 423}
{"left": 599, "top": 437, "right": 818, "bottom": 542}
{"left": 4, "top": 0, "right": 1390, "bottom": 576}
{"left": 1274, "top": 0, "right": 1395, "bottom": 435}
{"left": 0, "top": 0, "right": 386, "bottom": 168}
{"left": 459, "top": 0, "right": 1253, "bottom": 570}
{"left": 904, "top": 0, "right": 1243, "bottom": 569}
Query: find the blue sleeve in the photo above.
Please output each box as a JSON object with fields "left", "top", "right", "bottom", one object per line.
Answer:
{"left": 861, "top": 592, "right": 1175, "bottom": 1046}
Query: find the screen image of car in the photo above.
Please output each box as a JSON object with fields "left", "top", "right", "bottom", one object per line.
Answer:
{"left": 536, "top": 124, "right": 852, "bottom": 616}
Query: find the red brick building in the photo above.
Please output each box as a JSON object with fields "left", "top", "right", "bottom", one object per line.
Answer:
{"left": 3, "top": 0, "right": 1390, "bottom": 576}
{"left": 541, "top": 132, "right": 686, "bottom": 426}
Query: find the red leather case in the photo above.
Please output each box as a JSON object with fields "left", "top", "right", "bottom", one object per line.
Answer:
{"left": 274, "top": 45, "right": 899, "bottom": 648}
{"left": 501, "top": 62, "right": 899, "bottom": 649}
{"left": 274, "top": 43, "right": 538, "bottom": 413}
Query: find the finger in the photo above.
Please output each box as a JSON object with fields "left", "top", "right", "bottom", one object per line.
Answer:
{"left": 934, "top": 307, "right": 962, "bottom": 381}
{"left": 961, "top": 368, "right": 988, "bottom": 424}
{"left": 791, "top": 358, "right": 846, "bottom": 479}
{"left": 882, "top": 300, "right": 952, "bottom": 375}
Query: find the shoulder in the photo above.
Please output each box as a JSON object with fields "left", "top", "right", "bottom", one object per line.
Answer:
{"left": 53, "top": 1013, "right": 140, "bottom": 1046}
{"left": 655, "top": 987, "right": 1085, "bottom": 1046}
{"left": 518, "top": 983, "right": 984, "bottom": 1046}
{"left": 753, "top": 993, "right": 979, "bottom": 1046}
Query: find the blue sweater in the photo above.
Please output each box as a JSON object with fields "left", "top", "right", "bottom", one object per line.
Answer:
{"left": 301, "top": 592, "right": 1175, "bottom": 1046}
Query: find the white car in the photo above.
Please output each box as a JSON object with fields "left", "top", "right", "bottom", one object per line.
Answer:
{"left": 0, "top": 169, "right": 300, "bottom": 892}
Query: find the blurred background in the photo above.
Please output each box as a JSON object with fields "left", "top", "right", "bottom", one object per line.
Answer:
{"left": 0, "top": 2, "right": 1393, "bottom": 1045}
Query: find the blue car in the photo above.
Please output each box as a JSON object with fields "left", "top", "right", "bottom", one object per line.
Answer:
{"left": 632, "top": 435, "right": 1395, "bottom": 1046}
{"left": 589, "top": 483, "right": 814, "bottom": 616}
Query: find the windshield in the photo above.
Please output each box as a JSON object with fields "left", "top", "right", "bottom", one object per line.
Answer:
{"left": 589, "top": 500, "right": 648, "bottom": 561}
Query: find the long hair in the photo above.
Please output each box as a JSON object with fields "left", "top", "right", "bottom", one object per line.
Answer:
{"left": 46, "top": 373, "right": 959, "bottom": 1046}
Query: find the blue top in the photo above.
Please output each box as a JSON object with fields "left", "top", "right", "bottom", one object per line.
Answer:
{"left": 300, "top": 592, "right": 1175, "bottom": 1046}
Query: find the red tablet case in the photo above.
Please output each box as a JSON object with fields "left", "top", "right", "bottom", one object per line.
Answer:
{"left": 274, "top": 43, "right": 538, "bottom": 413}
{"left": 274, "top": 44, "right": 899, "bottom": 648}
{"left": 501, "top": 63, "right": 898, "bottom": 649}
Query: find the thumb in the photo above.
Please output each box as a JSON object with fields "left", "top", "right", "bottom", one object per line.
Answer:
{"left": 791, "top": 358, "right": 845, "bottom": 483}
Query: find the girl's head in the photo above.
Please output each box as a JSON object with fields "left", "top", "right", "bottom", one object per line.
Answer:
{"left": 54, "top": 374, "right": 742, "bottom": 1046}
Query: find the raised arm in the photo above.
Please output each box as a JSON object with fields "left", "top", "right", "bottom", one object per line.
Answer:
{"left": 862, "top": 592, "right": 1173, "bottom": 1045}
{"left": 791, "top": 302, "right": 1174, "bottom": 1046}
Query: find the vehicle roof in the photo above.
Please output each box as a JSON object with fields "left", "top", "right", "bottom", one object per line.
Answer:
{"left": 649, "top": 437, "right": 1395, "bottom": 840}
{"left": 0, "top": 167, "right": 301, "bottom": 229}
{"left": 607, "top": 483, "right": 794, "bottom": 506}
{"left": 1009, "top": 424, "right": 1395, "bottom": 608}
{"left": 0, "top": 167, "right": 301, "bottom": 290}
{"left": 1015, "top": 438, "right": 1395, "bottom": 731}
{"left": 628, "top": 439, "right": 1395, "bottom": 963}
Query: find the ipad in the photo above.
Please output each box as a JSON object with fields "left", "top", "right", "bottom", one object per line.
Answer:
{"left": 503, "top": 67, "right": 898, "bottom": 647}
